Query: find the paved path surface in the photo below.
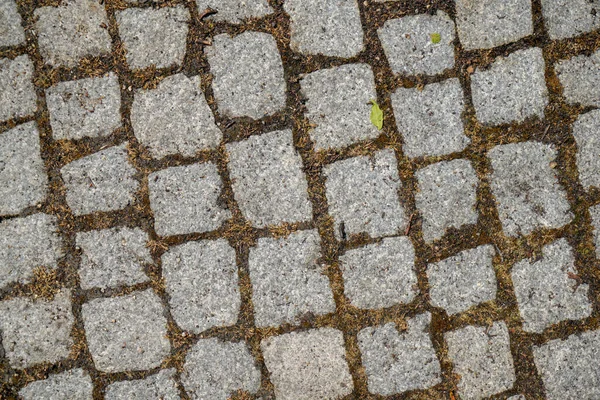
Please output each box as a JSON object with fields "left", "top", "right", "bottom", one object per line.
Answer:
{"left": 1, "top": 0, "right": 600, "bottom": 399}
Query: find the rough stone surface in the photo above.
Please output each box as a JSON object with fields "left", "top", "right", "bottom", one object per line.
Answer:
{"left": 105, "top": 369, "right": 179, "bottom": 400}
{"left": 181, "top": 338, "right": 260, "bottom": 400}
{"left": 206, "top": 32, "right": 286, "bottom": 119}
{"left": 471, "top": 47, "right": 548, "bottom": 125}
{"left": 162, "top": 239, "right": 240, "bottom": 333}
{"left": 46, "top": 73, "right": 121, "bottom": 141}
{"left": 415, "top": 159, "right": 478, "bottom": 242}
{"left": 378, "top": 12, "right": 455, "bottom": 76}
{"left": 590, "top": 204, "right": 600, "bottom": 258}
{"left": 116, "top": 6, "right": 189, "bottom": 69}
{"left": 541, "top": 0, "right": 600, "bottom": 40}
{"left": 261, "top": 328, "right": 353, "bottom": 400}
{"left": 427, "top": 245, "right": 497, "bottom": 315}
{"left": 34, "top": 0, "right": 112, "bottom": 67}
{"left": 196, "top": 0, "right": 272, "bottom": 23}
{"left": 0, "top": 213, "right": 63, "bottom": 289}
{"left": 324, "top": 149, "right": 407, "bottom": 240}
{"left": 0, "top": 291, "right": 73, "bottom": 369}
{"left": 533, "top": 329, "right": 600, "bottom": 400}
{"left": 573, "top": 110, "right": 600, "bottom": 190}
{"left": 81, "top": 289, "right": 170, "bottom": 372}
{"left": 488, "top": 141, "right": 572, "bottom": 237}
{"left": 0, "top": 122, "right": 47, "bottom": 216}
{"left": 284, "top": 0, "right": 364, "bottom": 58}
{"left": 61, "top": 144, "right": 139, "bottom": 216}
{"left": 131, "top": 73, "right": 221, "bottom": 159}
{"left": 0, "top": 0, "right": 25, "bottom": 47}
{"left": 339, "top": 236, "right": 418, "bottom": 309}
{"left": 455, "top": 0, "right": 533, "bottom": 50}
{"left": 76, "top": 227, "right": 151, "bottom": 290}
{"left": 226, "top": 129, "right": 312, "bottom": 227}
{"left": 148, "top": 162, "right": 230, "bottom": 236}
{"left": 556, "top": 49, "right": 600, "bottom": 107}
{"left": 358, "top": 313, "right": 441, "bottom": 395}
{"left": 248, "top": 229, "right": 335, "bottom": 327}
{"left": 19, "top": 369, "right": 93, "bottom": 400}
{"left": 391, "top": 78, "right": 470, "bottom": 158}
{"left": 0, "top": 55, "right": 36, "bottom": 122}
{"left": 512, "top": 239, "right": 592, "bottom": 333}
{"left": 300, "top": 63, "right": 379, "bottom": 150}
{"left": 445, "top": 322, "right": 516, "bottom": 399}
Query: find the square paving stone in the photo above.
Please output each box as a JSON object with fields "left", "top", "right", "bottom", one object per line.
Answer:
{"left": 455, "top": 0, "right": 533, "bottom": 50}
{"left": 206, "top": 32, "right": 286, "bottom": 119}
{"left": 19, "top": 369, "right": 93, "bottom": 400}
{"left": 162, "top": 239, "right": 239, "bottom": 333}
{"left": 590, "top": 204, "right": 600, "bottom": 258}
{"left": 116, "top": 6, "right": 189, "bottom": 70}
{"left": 46, "top": 73, "right": 121, "bottom": 141}
{"left": 471, "top": 48, "right": 548, "bottom": 125}
{"left": 378, "top": 11, "right": 456, "bottom": 76}
{"left": 61, "top": 144, "right": 139, "bottom": 216}
{"left": 572, "top": 110, "right": 600, "bottom": 190}
{"left": 105, "top": 368, "right": 179, "bottom": 400}
{"left": 0, "top": 122, "right": 47, "bottom": 216}
{"left": 81, "top": 289, "right": 170, "bottom": 372}
{"left": 181, "top": 338, "right": 260, "bottom": 400}
{"left": 248, "top": 229, "right": 335, "bottom": 327}
{"left": 148, "top": 162, "right": 231, "bottom": 236}
{"left": 445, "top": 322, "right": 516, "bottom": 399}
{"left": 512, "top": 238, "right": 592, "bottom": 333}
{"left": 533, "top": 329, "right": 600, "bottom": 400}
{"left": 261, "top": 328, "right": 353, "bottom": 400}
{"left": 0, "top": 291, "right": 73, "bottom": 369}
{"left": 0, "top": 55, "right": 36, "bottom": 122}
{"left": 427, "top": 245, "right": 497, "bottom": 315}
{"left": 324, "top": 149, "right": 407, "bottom": 240}
{"left": 0, "top": 0, "right": 25, "bottom": 47}
{"left": 415, "top": 159, "right": 478, "bottom": 242}
{"left": 391, "top": 78, "right": 470, "bottom": 158}
{"left": 131, "top": 73, "right": 221, "bottom": 159}
{"left": 196, "top": 0, "right": 272, "bottom": 23}
{"left": 76, "top": 227, "right": 151, "bottom": 290}
{"left": 339, "top": 236, "right": 417, "bottom": 309}
{"left": 488, "top": 141, "right": 572, "bottom": 237}
{"left": 284, "top": 0, "right": 364, "bottom": 58}
{"left": 300, "top": 63, "right": 379, "bottom": 150}
{"left": 226, "top": 129, "right": 312, "bottom": 228}
{"left": 358, "top": 313, "right": 441, "bottom": 395}
{"left": 34, "top": 0, "right": 112, "bottom": 67}
{"left": 541, "top": 0, "right": 600, "bottom": 40}
{"left": 556, "top": 49, "right": 600, "bottom": 107}
{"left": 0, "top": 213, "right": 63, "bottom": 289}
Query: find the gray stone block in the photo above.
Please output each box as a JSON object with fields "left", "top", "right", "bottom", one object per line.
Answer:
{"left": 148, "top": 162, "right": 231, "bottom": 236}
{"left": 541, "top": 0, "right": 600, "bottom": 40}
{"left": 471, "top": 48, "right": 548, "bottom": 125}
{"left": 378, "top": 11, "right": 455, "bottom": 76}
{"left": 324, "top": 149, "right": 407, "bottom": 240}
{"left": 556, "top": 49, "right": 600, "bottom": 107}
{"left": 131, "top": 73, "right": 221, "bottom": 159}
{"left": 46, "top": 73, "right": 121, "bottom": 141}
{"left": 206, "top": 32, "right": 286, "bottom": 119}
{"left": 590, "top": 204, "right": 600, "bottom": 258}
{"left": 61, "top": 144, "right": 139, "bottom": 216}
{"left": 19, "top": 369, "right": 93, "bottom": 400}
{"left": 339, "top": 236, "right": 418, "bottom": 309}
{"left": 427, "top": 245, "right": 497, "bottom": 315}
{"left": 0, "top": 122, "right": 47, "bottom": 216}
{"left": 284, "top": 0, "right": 364, "bottom": 58}
{"left": 162, "top": 239, "right": 239, "bottom": 333}
{"left": 488, "top": 141, "right": 572, "bottom": 236}
{"left": 226, "top": 129, "right": 312, "bottom": 228}
{"left": 0, "top": 291, "right": 73, "bottom": 369}
{"left": 358, "top": 313, "right": 441, "bottom": 395}
{"left": 300, "top": 63, "right": 379, "bottom": 150}
{"left": 196, "top": 0, "right": 272, "bottom": 23}
{"left": 105, "top": 368, "right": 179, "bottom": 400}
{"left": 0, "top": 55, "right": 36, "bottom": 122}
{"left": 391, "top": 78, "right": 470, "bottom": 158}
{"left": 572, "top": 110, "right": 600, "bottom": 190}
{"left": 261, "top": 328, "right": 353, "bottom": 400}
{"left": 81, "top": 289, "right": 170, "bottom": 372}
{"left": 248, "top": 229, "right": 335, "bottom": 327}
{"left": 0, "top": 0, "right": 25, "bottom": 47}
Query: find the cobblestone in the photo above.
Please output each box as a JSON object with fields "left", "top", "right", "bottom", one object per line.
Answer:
{"left": 573, "top": 110, "right": 600, "bottom": 190}
{"left": 556, "top": 49, "right": 600, "bottom": 107}
{"left": 19, "top": 369, "right": 93, "bottom": 400}
{"left": 541, "top": 0, "right": 600, "bottom": 40}
{"left": 196, "top": 0, "right": 272, "bottom": 23}
{"left": 590, "top": 204, "right": 600, "bottom": 258}
{"left": 105, "top": 369, "right": 179, "bottom": 400}
{"left": 0, "top": 0, "right": 25, "bottom": 47}
{"left": 0, "top": 55, "right": 36, "bottom": 122}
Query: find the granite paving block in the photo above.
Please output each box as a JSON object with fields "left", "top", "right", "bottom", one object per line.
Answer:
{"left": 339, "top": 236, "right": 418, "bottom": 309}
{"left": 206, "top": 32, "right": 286, "bottom": 119}
{"left": 556, "top": 49, "right": 600, "bottom": 107}
{"left": 0, "top": 55, "right": 36, "bottom": 122}
{"left": 105, "top": 369, "right": 179, "bottom": 400}
{"left": 131, "top": 73, "right": 221, "bottom": 159}
{"left": 0, "top": 0, "right": 25, "bottom": 47}
{"left": 590, "top": 204, "right": 600, "bottom": 258}
{"left": 162, "top": 239, "right": 239, "bottom": 333}
{"left": 573, "top": 110, "right": 600, "bottom": 190}
{"left": 358, "top": 313, "right": 441, "bottom": 395}
{"left": 19, "top": 369, "right": 93, "bottom": 400}
{"left": 541, "top": 0, "right": 600, "bottom": 40}
{"left": 196, "top": 0, "right": 272, "bottom": 23}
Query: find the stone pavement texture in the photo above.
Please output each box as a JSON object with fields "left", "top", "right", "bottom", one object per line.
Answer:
{"left": 1, "top": 0, "right": 600, "bottom": 399}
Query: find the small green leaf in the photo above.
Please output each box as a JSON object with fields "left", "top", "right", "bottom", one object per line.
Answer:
{"left": 370, "top": 100, "right": 383, "bottom": 130}
{"left": 430, "top": 32, "right": 441, "bottom": 44}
